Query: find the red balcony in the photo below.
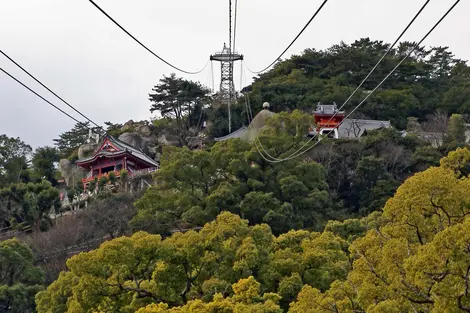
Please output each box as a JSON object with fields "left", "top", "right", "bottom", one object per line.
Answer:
{"left": 82, "top": 167, "right": 159, "bottom": 184}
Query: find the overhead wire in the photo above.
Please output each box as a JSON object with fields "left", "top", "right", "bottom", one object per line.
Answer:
{"left": 211, "top": 61, "right": 215, "bottom": 92}
{"left": 205, "top": 59, "right": 212, "bottom": 89}
{"left": 247, "top": 91, "right": 253, "bottom": 123}
{"left": 240, "top": 60, "right": 244, "bottom": 93}
{"left": 0, "top": 67, "right": 86, "bottom": 126}
{"left": 246, "top": 0, "right": 329, "bottom": 74}
{"left": 88, "top": 0, "right": 208, "bottom": 75}
{"left": 241, "top": 60, "right": 253, "bottom": 122}
{"left": 0, "top": 50, "right": 103, "bottom": 131}
{"left": 255, "top": 0, "right": 461, "bottom": 163}
{"left": 233, "top": 0, "right": 239, "bottom": 56}
{"left": 228, "top": 0, "right": 233, "bottom": 133}
{"left": 255, "top": 0, "right": 432, "bottom": 162}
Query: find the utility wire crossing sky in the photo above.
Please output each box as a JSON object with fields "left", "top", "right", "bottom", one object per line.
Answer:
{"left": 0, "top": 0, "right": 469, "bottom": 148}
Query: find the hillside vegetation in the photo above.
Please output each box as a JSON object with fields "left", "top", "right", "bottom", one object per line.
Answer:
{"left": 36, "top": 148, "right": 470, "bottom": 312}
{"left": 244, "top": 38, "right": 470, "bottom": 128}
{"left": 1, "top": 38, "right": 470, "bottom": 312}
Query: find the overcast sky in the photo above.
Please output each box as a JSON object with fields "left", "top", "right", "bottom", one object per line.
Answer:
{"left": 1, "top": 0, "right": 469, "bottom": 148}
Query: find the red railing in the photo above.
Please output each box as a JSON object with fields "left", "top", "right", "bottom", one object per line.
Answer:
{"left": 82, "top": 170, "right": 121, "bottom": 184}
{"left": 82, "top": 167, "right": 159, "bottom": 184}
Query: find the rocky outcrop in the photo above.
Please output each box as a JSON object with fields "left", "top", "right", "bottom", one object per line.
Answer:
{"left": 59, "top": 120, "right": 185, "bottom": 186}
{"left": 117, "top": 120, "right": 181, "bottom": 161}
{"left": 118, "top": 132, "right": 146, "bottom": 151}
{"left": 241, "top": 109, "right": 275, "bottom": 142}
{"left": 58, "top": 159, "right": 87, "bottom": 187}
{"left": 78, "top": 142, "right": 101, "bottom": 160}
{"left": 135, "top": 124, "right": 152, "bottom": 137}
{"left": 156, "top": 129, "right": 180, "bottom": 147}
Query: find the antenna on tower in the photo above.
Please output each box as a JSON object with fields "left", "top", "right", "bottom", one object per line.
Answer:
{"left": 210, "top": 0, "right": 243, "bottom": 134}
{"left": 210, "top": 44, "right": 243, "bottom": 134}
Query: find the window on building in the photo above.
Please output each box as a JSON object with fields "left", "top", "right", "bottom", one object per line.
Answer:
{"left": 102, "top": 166, "right": 114, "bottom": 174}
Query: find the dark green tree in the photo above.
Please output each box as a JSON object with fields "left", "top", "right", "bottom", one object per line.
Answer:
{"left": 0, "top": 181, "right": 61, "bottom": 231}
{"left": 444, "top": 113, "right": 466, "bottom": 149}
{"left": 32, "top": 146, "right": 60, "bottom": 185}
{"left": 0, "top": 135, "right": 32, "bottom": 188}
{"left": 247, "top": 38, "right": 470, "bottom": 127}
{"left": 149, "top": 73, "right": 211, "bottom": 145}
{"left": 53, "top": 122, "right": 101, "bottom": 159}
{"left": 132, "top": 111, "right": 333, "bottom": 234}
{"left": 104, "top": 121, "right": 124, "bottom": 137}
{"left": 0, "top": 238, "right": 44, "bottom": 313}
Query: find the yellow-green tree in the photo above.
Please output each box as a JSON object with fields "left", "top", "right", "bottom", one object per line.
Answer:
{"left": 135, "top": 276, "right": 283, "bottom": 313}
{"left": 36, "top": 212, "right": 349, "bottom": 313}
{"left": 289, "top": 148, "right": 470, "bottom": 312}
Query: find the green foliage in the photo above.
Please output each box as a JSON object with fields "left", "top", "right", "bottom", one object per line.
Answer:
{"left": 104, "top": 121, "right": 124, "bottom": 137}
{"left": 445, "top": 113, "right": 466, "bottom": 148}
{"left": 152, "top": 117, "right": 172, "bottom": 130}
{"left": 132, "top": 122, "right": 334, "bottom": 234}
{"left": 310, "top": 127, "right": 437, "bottom": 214}
{"left": 53, "top": 122, "right": 100, "bottom": 158}
{"left": 149, "top": 73, "right": 211, "bottom": 145}
{"left": 136, "top": 277, "right": 282, "bottom": 312}
{"left": 120, "top": 169, "right": 129, "bottom": 180}
{"left": 0, "top": 238, "right": 44, "bottom": 313}
{"left": 98, "top": 175, "right": 108, "bottom": 190}
{"left": 0, "top": 181, "right": 61, "bottom": 231}
{"left": 33, "top": 146, "right": 470, "bottom": 312}
{"left": 36, "top": 212, "right": 348, "bottom": 313}
{"left": 289, "top": 148, "right": 470, "bottom": 312}
{"left": 206, "top": 100, "right": 246, "bottom": 138}
{"left": 31, "top": 146, "right": 60, "bottom": 185}
{"left": 248, "top": 38, "right": 470, "bottom": 129}
{"left": 88, "top": 180, "right": 97, "bottom": 192}
{"left": 0, "top": 134, "right": 32, "bottom": 188}
{"left": 108, "top": 171, "right": 116, "bottom": 185}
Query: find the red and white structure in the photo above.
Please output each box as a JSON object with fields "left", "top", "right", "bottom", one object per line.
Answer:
{"left": 76, "top": 135, "right": 159, "bottom": 190}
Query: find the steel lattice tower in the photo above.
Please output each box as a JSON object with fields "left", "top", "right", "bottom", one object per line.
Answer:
{"left": 209, "top": 0, "right": 243, "bottom": 133}
{"left": 210, "top": 43, "right": 243, "bottom": 102}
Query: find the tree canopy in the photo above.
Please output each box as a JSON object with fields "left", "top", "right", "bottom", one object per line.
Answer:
{"left": 31, "top": 146, "right": 60, "bottom": 185}
{"left": 149, "top": 74, "right": 211, "bottom": 145}
{"left": 36, "top": 147, "right": 470, "bottom": 313}
{"left": 2, "top": 37, "right": 470, "bottom": 313}
{"left": 53, "top": 122, "right": 101, "bottom": 160}
{"left": 246, "top": 38, "right": 470, "bottom": 129}
{"left": 0, "top": 238, "right": 44, "bottom": 313}
{"left": 131, "top": 111, "right": 336, "bottom": 235}
{"left": 0, "top": 134, "right": 32, "bottom": 188}
{"left": 36, "top": 212, "right": 349, "bottom": 313}
{"left": 289, "top": 147, "right": 470, "bottom": 312}
{"left": 0, "top": 181, "right": 60, "bottom": 231}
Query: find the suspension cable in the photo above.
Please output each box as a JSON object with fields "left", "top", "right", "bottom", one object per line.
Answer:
{"left": 255, "top": 0, "right": 434, "bottom": 162}
{"left": 211, "top": 61, "right": 215, "bottom": 92}
{"left": 233, "top": 0, "right": 239, "bottom": 55}
{"left": 1, "top": 49, "right": 103, "bottom": 131}
{"left": 247, "top": 0, "right": 329, "bottom": 74}
{"left": 88, "top": 0, "right": 208, "bottom": 75}
{"left": 1, "top": 67, "right": 86, "bottom": 126}
{"left": 256, "top": 0, "right": 461, "bottom": 163}
{"left": 257, "top": 0, "right": 432, "bottom": 161}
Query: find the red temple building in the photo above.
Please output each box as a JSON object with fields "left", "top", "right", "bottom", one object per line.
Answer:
{"left": 309, "top": 103, "right": 345, "bottom": 139}
{"left": 77, "top": 135, "right": 159, "bottom": 190}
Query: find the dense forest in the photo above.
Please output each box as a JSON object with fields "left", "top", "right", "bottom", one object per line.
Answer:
{"left": 1, "top": 38, "right": 470, "bottom": 312}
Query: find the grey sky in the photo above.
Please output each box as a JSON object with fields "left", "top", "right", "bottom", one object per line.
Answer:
{"left": 1, "top": 0, "right": 468, "bottom": 148}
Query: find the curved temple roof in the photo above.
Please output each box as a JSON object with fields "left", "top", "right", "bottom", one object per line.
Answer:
{"left": 76, "top": 135, "right": 159, "bottom": 168}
